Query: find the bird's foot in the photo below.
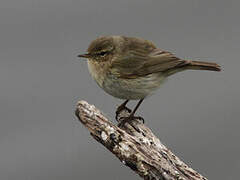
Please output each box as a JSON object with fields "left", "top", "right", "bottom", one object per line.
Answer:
{"left": 117, "top": 115, "right": 144, "bottom": 132}
{"left": 115, "top": 104, "right": 132, "bottom": 120}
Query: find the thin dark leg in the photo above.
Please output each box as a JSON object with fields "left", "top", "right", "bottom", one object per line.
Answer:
{"left": 115, "top": 99, "right": 131, "bottom": 120}
{"left": 121, "top": 100, "right": 129, "bottom": 108}
{"left": 118, "top": 99, "right": 145, "bottom": 129}
{"left": 129, "top": 99, "right": 144, "bottom": 117}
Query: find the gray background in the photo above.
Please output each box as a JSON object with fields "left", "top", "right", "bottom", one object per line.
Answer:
{"left": 0, "top": 0, "right": 239, "bottom": 179}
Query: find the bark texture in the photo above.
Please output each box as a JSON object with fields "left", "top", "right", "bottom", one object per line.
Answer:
{"left": 75, "top": 100, "right": 207, "bottom": 180}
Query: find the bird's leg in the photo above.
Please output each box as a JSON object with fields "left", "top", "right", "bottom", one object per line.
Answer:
{"left": 115, "top": 100, "right": 131, "bottom": 120}
{"left": 118, "top": 99, "right": 145, "bottom": 130}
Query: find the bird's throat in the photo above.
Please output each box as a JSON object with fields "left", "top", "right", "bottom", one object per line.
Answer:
{"left": 87, "top": 60, "right": 110, "bottom": 88}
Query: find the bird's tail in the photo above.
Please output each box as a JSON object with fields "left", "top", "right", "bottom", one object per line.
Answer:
{"left": 164, "top": 60, "right": 221, "bottom": 76}
{"left": 184, "top": 60, "right": 221, "bottom": 72}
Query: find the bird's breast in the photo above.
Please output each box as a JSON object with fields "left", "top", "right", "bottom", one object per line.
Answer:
{"left": 87, "top": 60, "right": 166, "bottom": 100}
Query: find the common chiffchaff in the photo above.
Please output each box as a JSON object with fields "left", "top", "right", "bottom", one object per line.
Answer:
{"left": 78, "top": 36, "right": 221, "bottom": 126}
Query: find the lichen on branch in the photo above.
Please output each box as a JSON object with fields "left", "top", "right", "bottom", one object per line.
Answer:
{"left": 75, "top": 100, "right": 207, "bottom": 180}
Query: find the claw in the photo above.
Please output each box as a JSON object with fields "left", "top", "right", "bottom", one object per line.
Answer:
{"left": 117, "top": 116, "right": 144, "bottom": 132}
{"left": 115, "top": 105, "right": 132, "bottom": 120}
{"left": 135, "top": 116, "right": 145, "bottom": 124}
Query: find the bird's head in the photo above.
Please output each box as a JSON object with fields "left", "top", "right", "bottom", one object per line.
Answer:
{"left": 78, "top": 36, "right": 116, "bottom": 62}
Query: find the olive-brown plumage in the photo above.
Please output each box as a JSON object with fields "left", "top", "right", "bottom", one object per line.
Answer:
{"left": 78, "top": 35, "right": 221, "bottom": 126}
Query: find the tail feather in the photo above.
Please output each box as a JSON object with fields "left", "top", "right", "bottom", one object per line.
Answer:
{"left": 184, "top": 60, "right": 221, "bottom": 72}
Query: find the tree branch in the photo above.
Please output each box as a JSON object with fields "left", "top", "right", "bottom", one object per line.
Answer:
{"left": 75, "top": 100, "right": 207, "bottom": 180}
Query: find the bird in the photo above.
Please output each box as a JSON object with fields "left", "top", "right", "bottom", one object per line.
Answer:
{"left": 78, "top": 35, "right": 221, "bottom": 127}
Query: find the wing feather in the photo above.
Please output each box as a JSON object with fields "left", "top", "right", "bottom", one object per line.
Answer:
{"left": 111, "top": 38, "right": 185, "bottom": 79}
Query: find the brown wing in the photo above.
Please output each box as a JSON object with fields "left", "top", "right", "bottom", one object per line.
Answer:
{"left": 111, "top": 46, "right": 186, "bottom": 79}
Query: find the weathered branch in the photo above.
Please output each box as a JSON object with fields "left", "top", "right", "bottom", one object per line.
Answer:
{"left": 75, "top": 100, "right": 207, "bottom": 180}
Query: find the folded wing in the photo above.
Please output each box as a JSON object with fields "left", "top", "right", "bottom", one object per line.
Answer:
{"left": 111, "top": 48, "right": 186, "bottom": 79}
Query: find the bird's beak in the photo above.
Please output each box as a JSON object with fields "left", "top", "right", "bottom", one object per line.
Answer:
{"left": 78, "top": 53, "right": 91, "bottom": 58}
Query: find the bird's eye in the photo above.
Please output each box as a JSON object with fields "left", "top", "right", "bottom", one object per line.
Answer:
{"left": 98, "top": 51, "right": 107, "bottom": 56}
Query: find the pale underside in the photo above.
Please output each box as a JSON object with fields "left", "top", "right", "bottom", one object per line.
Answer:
{"left": 87, "top": 61, "right": 167, "bottom": 100}
{"left": 102, "top": 72, "right": 166, "bottom": 100}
